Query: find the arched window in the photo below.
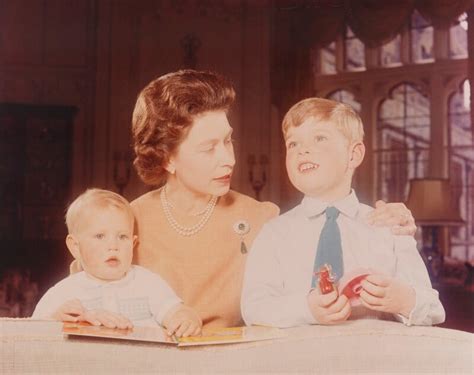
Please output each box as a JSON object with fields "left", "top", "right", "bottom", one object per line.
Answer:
{"left": 381, "top": 34, "right": 402, "bottom": 67}
{"left": 448, "top": 80, "right": 474, "bottom": 260}
{"left": 327, "top": 90, "right": 361, "bottom": 112}
{"left": 450, "top": 13, "right": 468, "bottom": 59}
{"left": 319, "top": 42, "right": 337, "bottom": 75}
{"left": 410, "top": 10, "right": 434, "bottom": 63}
{"left": 312, "top": 8, "right": 471, "bottom": 263}
{"left": 376, "top": 83, "right": 430, "bottom": 202}
{"left": 345, "top": 26, "right": 365, "bottom": 71}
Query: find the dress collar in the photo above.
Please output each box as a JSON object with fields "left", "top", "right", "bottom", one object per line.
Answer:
{"left": 301, "top": 189, "right": 360, "bottom": 219}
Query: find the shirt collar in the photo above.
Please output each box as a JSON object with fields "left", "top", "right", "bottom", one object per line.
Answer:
{"left": 301, "top": 189, "right": 360, "bottom": 219}
{"left": 79, "top": 266, "right": 136, "bottom": 289}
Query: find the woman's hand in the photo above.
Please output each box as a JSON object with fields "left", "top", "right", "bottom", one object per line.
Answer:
{"left": 367, "top": 200, "right": 416, "bottom": 236}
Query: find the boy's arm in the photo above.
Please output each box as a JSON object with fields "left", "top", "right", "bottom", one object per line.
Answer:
{"left": 162, "top": 303, "right": 202, "bottom": 337}
{"left": 386, "top": 236, "right": 445, "bottom": 325}
{"left": 32, "top": 284, "right": 70, "bottom": 319}
{"left": 141, "top": 267, "right": 185, "bottom": 326}
{"left": 141, "top": 267, "right": 201, "bottom": 337}
{"left": 393, "top": 236, "right": 445, "bottom": 325}
{"left": 241, "top": 224, "right": 316, "bottom": 328}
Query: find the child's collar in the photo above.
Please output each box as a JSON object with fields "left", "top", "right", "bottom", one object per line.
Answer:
{"left": 301, "top": 189, "right": 360, "bottom": 219}
{"left": 80, "top": 266, "right": 135, "bottom": 289}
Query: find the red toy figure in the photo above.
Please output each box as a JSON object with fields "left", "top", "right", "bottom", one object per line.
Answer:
{"left": 316, "top": 264, "right": 336, "bottom": 295}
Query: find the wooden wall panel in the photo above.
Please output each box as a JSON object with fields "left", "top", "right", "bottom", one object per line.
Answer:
{"left": 43, "top": 0, "right": 90, "bottom": 67}
{"left": 0, "top": 0, "right": 43, "bottom": 65}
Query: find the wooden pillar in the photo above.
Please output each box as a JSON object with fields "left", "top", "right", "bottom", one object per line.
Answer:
{"left": 428, "top": 73, "right": 449, "bottom": 178}
{"left": 433, "top": 27, "right": 449, "bottom": 60}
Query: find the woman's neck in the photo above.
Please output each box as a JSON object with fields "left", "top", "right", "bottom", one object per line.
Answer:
{"left": 164, "top": 178, "right": 214, "bottom": 215}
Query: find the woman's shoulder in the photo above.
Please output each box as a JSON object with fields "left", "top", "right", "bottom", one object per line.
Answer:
{"left": 221, "top": 190, "right": 280, "bottom": 220}
{"left": 130, "top": 189, "right": 160, "bottom": 211}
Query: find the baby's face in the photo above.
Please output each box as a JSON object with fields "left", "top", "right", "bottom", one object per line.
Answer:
{"left": 73, "top": 206, "right": 134, "bottom": 282}
{"left": 285, "top": 118, "right": 353, "bottom": 201}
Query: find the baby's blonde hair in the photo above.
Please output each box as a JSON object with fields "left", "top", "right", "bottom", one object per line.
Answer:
{"left": 282, "top": 97, "right": 364, "bottom": 143}
{"left": 65, "top": 188, "right": 134, "bottom": 234}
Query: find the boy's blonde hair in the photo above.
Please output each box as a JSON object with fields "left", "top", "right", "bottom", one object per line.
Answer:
{"left": 282, "top": 97, "right": 364, "bottom": 143}
{"left": 65, "top": 188, "right": 134, "bottom": 234}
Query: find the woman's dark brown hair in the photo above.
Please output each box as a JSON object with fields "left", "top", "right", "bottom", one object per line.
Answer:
{"left": 132, "top": 69, "right": 236, "bottom": 186}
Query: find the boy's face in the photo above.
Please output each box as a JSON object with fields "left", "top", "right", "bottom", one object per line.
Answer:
{"left": 67, "top": 206, "right": 135, "bottom": 282}
{"left": 285, "top": 117, "right": 364, "bottom": 201}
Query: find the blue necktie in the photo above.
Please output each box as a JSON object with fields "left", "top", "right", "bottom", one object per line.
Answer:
{"left": 311, "top": 207, "right": 344, "bottom": 288}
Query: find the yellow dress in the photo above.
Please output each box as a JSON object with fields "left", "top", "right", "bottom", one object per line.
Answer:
{"left": 131, "top": 189, "right": 279, "bottom": 328}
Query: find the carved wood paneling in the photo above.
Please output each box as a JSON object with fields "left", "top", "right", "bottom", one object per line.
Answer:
{"left": 44, "top": 0, "right": 90, "bottom": 67}
{"left": 0, "top": 0, "right": 43, "bottom": 65}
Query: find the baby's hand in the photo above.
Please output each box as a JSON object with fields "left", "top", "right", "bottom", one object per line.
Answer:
{"left": 307, "top": 288, "right": 351, "bottom": 325}
{"left": 163, "top": 304, "right": 202, "bottom": 337}
{"left": 359, "top": 274, "right": 415, "bottom": 318}
{"left": 52, "top": 299, "right": 85, "bottom": 322}
{"left": 78, "top": 309, "right": 133, "bottom": 329}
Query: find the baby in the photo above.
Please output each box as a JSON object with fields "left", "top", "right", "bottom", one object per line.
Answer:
{"left": 32, "top": 188, "right": 201, "bottom": 337}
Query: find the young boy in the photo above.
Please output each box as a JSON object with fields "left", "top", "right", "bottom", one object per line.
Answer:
{"left": 32, "top": 189, "right": 202, "bottom": 337}
{"left": 241, "top": 98, "right": 445, "bottom": 328}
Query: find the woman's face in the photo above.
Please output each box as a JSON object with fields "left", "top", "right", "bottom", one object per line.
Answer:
{"left": 167, "top": 110, "right": 235, "bottom": 196}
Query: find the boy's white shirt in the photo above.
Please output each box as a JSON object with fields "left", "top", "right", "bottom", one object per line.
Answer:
{"left": 32, "top": 265, "right": 182, "bottom": 326}
{"left": 241, "top": 190, "right": 445, "bottom": 328}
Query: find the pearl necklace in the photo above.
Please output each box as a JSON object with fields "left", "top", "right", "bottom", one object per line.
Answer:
{"left": 160, "top": 186, "right": 218, "bottom": 236}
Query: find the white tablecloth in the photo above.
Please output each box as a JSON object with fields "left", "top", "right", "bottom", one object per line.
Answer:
{"left": 1, "top": 318, "right": 472, "bottom": 374}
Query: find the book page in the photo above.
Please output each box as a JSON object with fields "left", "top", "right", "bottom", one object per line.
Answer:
{"left": 63, "top": 322, "right": 285, "bottom": 347}
{"left": 63, "top": 322, "right": 177, "bottom": 344}
{"left": 178, "top": 325, "right": 285, "bottom": 346}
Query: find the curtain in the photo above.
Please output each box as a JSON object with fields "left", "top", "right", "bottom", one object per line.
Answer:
{"left": 416, "top": 0, "right": 474, "bottom": 28}
{"left": 344, "top": 0, "right": 415, "bottom": 48}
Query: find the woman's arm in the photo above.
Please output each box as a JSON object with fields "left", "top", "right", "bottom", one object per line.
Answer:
{"left": 367, "top": 200, "right": 416, "bottom": 236}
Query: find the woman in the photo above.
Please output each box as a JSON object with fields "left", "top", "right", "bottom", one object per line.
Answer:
{"left": 130, "top": 69, "right": 415, "bottom": 328}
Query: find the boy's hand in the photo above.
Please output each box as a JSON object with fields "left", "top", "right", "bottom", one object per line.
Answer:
{"left": 162, "top": 304, "right": 202, "bottom": 337}
{"left": 367, "top": 200, "right": 416, "bottom": 236}
{"left": 78, "top": 309, "right": 133, "bottom": 329}
{"left": 307, "top": 288, "right": 351, "bottom": 324}
{"left": 52, "top": 299, "right": 85, "bottom": 322}
{"left": 359, "top": 274, "right": 415, "bottom": 318}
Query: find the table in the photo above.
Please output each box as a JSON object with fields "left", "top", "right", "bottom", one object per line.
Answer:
{"left": 1, "top": 318, "right": 472, "bottom": 374}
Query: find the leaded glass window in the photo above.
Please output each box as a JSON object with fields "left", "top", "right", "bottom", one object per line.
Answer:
{"left": 319, "top": 42, "right": 337, "bottom": 75}
{"left": 381, "top": 34, "right": 402, "bottom": 67}
{"left": 450, "top": 13, "right": 468, "bottom": 59}
{"left": 345, "top": 27, "right": 365, "bottom": 71}
{"left": 449, "top": 80, "right": 474, "bottom": 261}
{"left": 376, "top": 83, "right": 430, "bottom": 202}
{"left": 410, "top": 10, "right": 434, "bottom": 63}
{"left": 327, "top": 90, "right": 361, "bottom": 112}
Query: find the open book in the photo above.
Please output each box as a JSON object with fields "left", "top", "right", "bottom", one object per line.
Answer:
{"left": 63, "top": 322, "right": 284, "bottom": 347}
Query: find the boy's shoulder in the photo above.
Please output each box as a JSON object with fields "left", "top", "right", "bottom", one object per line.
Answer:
{"left": 260, "top": 203, "right": 303, "bottom": 231}
{"left": 356, "top": 202, "right": 416, "bottom": 246}
{"left": 357, "top": 202, "right": 376, "bottom": 221}
{"left": 129, "top": 265, "right": 174, "bottom": 287}
{"left": 130, "top": 264, "right": 159, "bottom": 280}
{"left": 44, "top": 271, "right": 88, "bottom": 295}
